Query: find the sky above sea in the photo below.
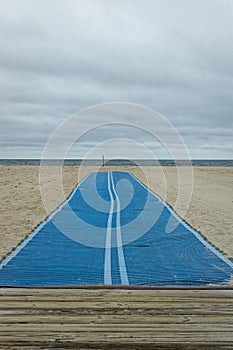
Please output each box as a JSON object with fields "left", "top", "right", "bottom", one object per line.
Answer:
{"left": 0, "top": 0, "right": 232, "bottom": 160}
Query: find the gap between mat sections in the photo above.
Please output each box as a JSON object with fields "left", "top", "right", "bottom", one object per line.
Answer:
{"left": 104, "top": 172, "right": 129, "bottom": 286}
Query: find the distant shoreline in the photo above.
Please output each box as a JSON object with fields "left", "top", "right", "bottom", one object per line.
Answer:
{"left": 0, "top": 159, "right": 233, "bottom": 166}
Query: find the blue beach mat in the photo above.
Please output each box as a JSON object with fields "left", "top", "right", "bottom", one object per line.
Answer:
{"left": 0, "top": 171, "right": 233, "bottom": 287}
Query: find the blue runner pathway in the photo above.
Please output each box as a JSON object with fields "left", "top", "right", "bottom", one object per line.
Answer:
{"left": 0, "top": 172, "right": 232, "bottom": 287}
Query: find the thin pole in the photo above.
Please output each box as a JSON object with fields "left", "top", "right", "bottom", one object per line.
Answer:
{"left": 102, "top": 155, "right": 105, "bottom": 167}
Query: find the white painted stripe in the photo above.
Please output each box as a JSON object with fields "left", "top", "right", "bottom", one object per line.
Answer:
{"left": 128, "top": 172, "right": 233, "bottom": 269}
{"left": 110, "top": 172, "right": 129, "bottom": 285}
{"left": 0, "top": 174, "right": 91, "bottom": 271}
{"left": 104, "top": 172, "right": 114, "bottom": 285}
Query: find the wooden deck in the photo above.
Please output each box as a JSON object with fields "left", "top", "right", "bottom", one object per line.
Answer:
{"left": 0, "top": 288, "right": 233, "bottom": 349}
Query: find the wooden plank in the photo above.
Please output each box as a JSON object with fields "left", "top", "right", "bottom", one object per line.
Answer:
{"left": 1, "top": 294, "right": 233, "bottom": 302}
{"left": 1, "top": 307, "right": 232, "bottom": 317}
{"left": 1, "top": 288, "right": 233, "bottom": 297}
{"left": 1, "top": 333, "right": 233, "bottom": 347}
{"left": 1, "top": 299, "right": 232, "bottom": 308}
{"left": 1, "top": 308, "right": 233, "bottom": 317}
{"left": 0, "top": 344, "right": 232, "bottom": 350}
{"left": 1, "top": 323, "right": 233, "bottom": 332}
{"left": 0, "top": 289, "right": 233, "bottom": 348}
{"left": 1, "top": 331, "right": 233, "bottom": 341}
{"left": 1, "top": 314, "right": 233, "bottom": 324}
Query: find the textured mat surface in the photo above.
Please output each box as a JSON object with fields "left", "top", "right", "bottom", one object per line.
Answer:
{"left": 0, "top": 171, "right": 232, "bottom": 287}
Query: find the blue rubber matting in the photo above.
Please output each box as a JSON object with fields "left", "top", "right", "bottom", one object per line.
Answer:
{"left": 0, "top": 171, "right": 233, "bottom": 287}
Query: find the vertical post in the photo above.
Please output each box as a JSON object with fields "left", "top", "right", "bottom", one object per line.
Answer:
{"left": 102, "top": 155, "right": 105, "bottom": 167}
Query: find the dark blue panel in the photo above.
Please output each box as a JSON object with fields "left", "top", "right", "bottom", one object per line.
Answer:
{"left": 113, "top": 173, "right": 233, "bottom": 286}
{"left": 0, "top": 173, "right": 108, "bottom": 286}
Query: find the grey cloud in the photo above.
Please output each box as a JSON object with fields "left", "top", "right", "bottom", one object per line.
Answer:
{"left": 0, "top": 0, "right": 232, "bottom": 158}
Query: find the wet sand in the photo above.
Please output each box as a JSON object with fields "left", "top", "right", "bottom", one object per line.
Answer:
{"left": 0, "top": 166, "right": 232, "bottom": 260}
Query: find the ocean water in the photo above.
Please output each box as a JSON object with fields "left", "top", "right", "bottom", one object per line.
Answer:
{"left": 0, "top": 159, "right": 233, "bottom": 166}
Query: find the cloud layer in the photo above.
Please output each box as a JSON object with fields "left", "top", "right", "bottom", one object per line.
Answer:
{"left": 0, "top": 0, "right": 232, "bottom": 158}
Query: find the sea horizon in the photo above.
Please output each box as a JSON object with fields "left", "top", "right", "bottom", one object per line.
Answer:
{"left": 0, "top": 159, "right": 233, "bottom": 166}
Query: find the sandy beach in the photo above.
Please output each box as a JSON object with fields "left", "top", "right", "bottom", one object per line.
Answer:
{"left": 0, "top": 165, "right": 232, "bottom": 261}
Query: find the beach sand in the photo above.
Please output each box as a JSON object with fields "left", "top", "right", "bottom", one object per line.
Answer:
{"left": 0, "top": 165, "right": 232, "bottom": 261}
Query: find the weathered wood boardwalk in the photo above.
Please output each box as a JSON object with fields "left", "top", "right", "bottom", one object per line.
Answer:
{"left": 0, "top": 288, "right": 233, "bottom": 349}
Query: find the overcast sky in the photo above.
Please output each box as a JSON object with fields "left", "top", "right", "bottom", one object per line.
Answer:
{"left": 0, "top": 0, "right": 232, "bottom": 159}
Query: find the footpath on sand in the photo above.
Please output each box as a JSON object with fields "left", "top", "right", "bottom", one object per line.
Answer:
{"left": 0, "top": 171, "right": 233, "bottom": 287}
